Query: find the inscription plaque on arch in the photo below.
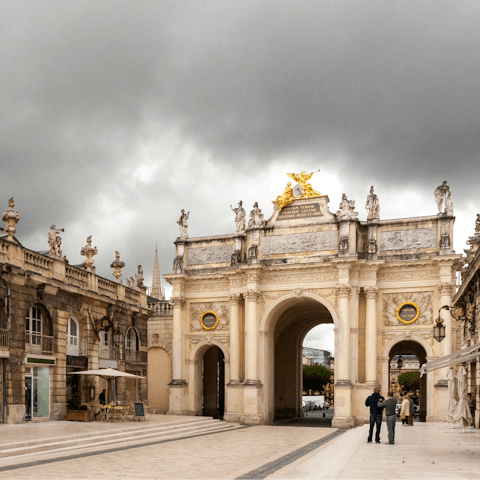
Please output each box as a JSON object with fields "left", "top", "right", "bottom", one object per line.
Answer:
{"left": 396, "top": 302, "right": 420, "bottom": 324}
{"left": 277, "top": 203, "right": 322, "bottom": 220}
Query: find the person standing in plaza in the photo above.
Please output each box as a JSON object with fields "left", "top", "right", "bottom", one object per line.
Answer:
{"left": 365, "top": 387, "right": 384, "bottom": 443}
{"left": 378, "top": 391, "right": 397, "bottom": 444}
{"left": 400, "top": 395, "right": 410, "bottom": 426}
{"left": 467, "top": 393, "right": 475, "bottom": 426}
{"left": 408, "top": 395, "right": 415, "bottom": 426}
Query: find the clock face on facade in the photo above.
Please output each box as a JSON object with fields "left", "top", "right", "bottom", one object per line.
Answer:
{"left": 396, "top": 302, "right": 420, "bottom": 324}
{"left": 200, "top": 311, "right": 218, "bottom": 330}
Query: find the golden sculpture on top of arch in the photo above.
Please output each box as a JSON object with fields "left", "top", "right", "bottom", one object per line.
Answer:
{"left": 276, "top": 170, "right": 321, "bottom": 210}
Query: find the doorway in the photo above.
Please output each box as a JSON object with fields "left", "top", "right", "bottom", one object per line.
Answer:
{"left": 202, "top": 346, "right": 225, "bottom": 419}
{"left": 25, "top": 366, "right": 50, "bottom": 421}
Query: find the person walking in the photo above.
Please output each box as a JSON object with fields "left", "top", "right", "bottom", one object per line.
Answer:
{"left": 378, "top": 391, "right": 397, "bottom": 444}
{"left": 400, "top": 395, "right": 410, "bottom": 426}
{"left": 408, "top": 395, "right": 415, "bottom": 426}
{"left": 365, "top": 387, "right": 384, "bottom": 443}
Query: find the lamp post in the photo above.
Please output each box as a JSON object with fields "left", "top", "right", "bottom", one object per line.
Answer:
{"left": 433, "top": 317, "right": 446, "bottom": 343}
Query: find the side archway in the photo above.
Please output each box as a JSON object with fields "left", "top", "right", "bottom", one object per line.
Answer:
{"left": 382, "top": 335, "right": 434, "bottom": 422}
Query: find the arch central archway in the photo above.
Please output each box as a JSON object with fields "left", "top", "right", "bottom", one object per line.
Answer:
{"left": 260, "top": 294, "right": 337, "bottom": 424}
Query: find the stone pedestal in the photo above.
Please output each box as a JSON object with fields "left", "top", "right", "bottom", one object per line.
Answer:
{"left": 332, "top": 381, "right": 354, "bottom": 428}
{"left": 240, "top": 382, "right": 263, "bottom": 425}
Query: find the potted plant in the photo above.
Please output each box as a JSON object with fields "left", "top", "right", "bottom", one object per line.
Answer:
{"left": 65, "top": 398, "right": 93, "bottom": 422}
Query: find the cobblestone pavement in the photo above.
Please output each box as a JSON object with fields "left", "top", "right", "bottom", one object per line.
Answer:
{"left": 0, "top": 422, "right": 339, "bottom": 480}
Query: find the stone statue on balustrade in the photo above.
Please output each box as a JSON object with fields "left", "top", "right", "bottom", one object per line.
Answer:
{"left": 110, "top": 251, "right": 125, "bottom": 282}
{"left": 230, "top": 201, "right": 246, "bottom": 233}
{"left": 434, "top": 181, "right": 453, "bottom": 214}
{"left": 48, "top": 224, "right": 64, "bottom": 257}
{"left": 80, "top": 235, "right": 98, "bottom": 271}
{"left": 177, "top": 209, "right": 189, "bottom": 239}
{"left": 365, "top": 186, "right": 380, "bottom": 220}
{"left": 248, "top": 202, "right": 264, "bottom": 228}
{"left": 126, "top": 265, "right": 145, "bottom": 290}
{"left": 336, "top": 194, "right": 358, "bottom": 220}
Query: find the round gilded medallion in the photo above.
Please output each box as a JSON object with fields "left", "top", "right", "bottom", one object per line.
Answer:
{"left": 200, "top": 311, "right": 219, "bottom": 330}
{"left": 292, "top": 184, "right": 303, "bottom": 198}
{"left": 396, "top": 302, "right": 420, "bottom": 324}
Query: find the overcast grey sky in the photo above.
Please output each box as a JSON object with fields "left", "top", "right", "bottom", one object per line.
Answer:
{"left": 2, "top": 1, "right": 480, "bottom": 353}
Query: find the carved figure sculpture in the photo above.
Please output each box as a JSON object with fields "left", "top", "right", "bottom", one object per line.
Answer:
{"left": 135, "top": 265, "right": 145, "bottom": 289}
{"left": 80, "top": 235, "right": 98, "bottom": 271}
{"left": 365, "top": 186, "right": 380, "bottom": 220}
{"left": 230, "top": 201, "right": 246, "bottom": 233}
{"left": 110, "top": 251, "right": 125, "bottom": 282}
{"left": 434, "top": 181, "right": 453, "bottom": 214}
{"left": 2, "top": 197, "right": 21, "bottom": 240}
{"left": 276, "top": 182, "right": 293, "bottom": 210}
{"left": 337, "top": 194, "right": 358, "bottom": 220}
{"left": 48, "top": 224, "right": 64, "bottom": 257}
{"left": 177, "top": 209, "right": 189, "bottom": 239}
{"left": 286, "top": 170, "right": 321, "bottom": 198}
{"left": 476, "top": 214, "right": 480, "bottom": 235}
{"left": 248, "top": 202, "right": 264, "bottom": 228}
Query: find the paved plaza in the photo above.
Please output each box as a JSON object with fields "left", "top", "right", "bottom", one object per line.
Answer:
{"left": 0, "top": 415, "right": 479, "bottom": 479}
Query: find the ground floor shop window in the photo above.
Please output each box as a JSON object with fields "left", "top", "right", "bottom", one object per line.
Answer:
{"left": 25, "top": 367, "right": 50, "bottom": 420}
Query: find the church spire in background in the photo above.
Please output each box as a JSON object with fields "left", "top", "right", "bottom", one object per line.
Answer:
{"left": 150, "top": 244, "right": 165, "bottom": 300}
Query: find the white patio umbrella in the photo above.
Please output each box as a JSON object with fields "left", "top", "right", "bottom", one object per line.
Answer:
{"left": 73, "top": 368, "right": 144, "bottom": 404}
{"left": 452, "top": 365, "right": 472, "bottom": 432}
{"left": 446, "top": 368, "right": 457, "bottom": 427}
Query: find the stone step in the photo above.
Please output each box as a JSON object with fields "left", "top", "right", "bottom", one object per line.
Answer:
{"left": 0, "top": 418, "right": 235, "bottom": 459}
{"left": 0, "top": 416, "right": 216, "bottom": 452}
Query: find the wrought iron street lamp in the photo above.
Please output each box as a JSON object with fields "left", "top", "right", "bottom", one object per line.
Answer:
{"left": 433, "top": 317, "right": 446, "bottom": 343}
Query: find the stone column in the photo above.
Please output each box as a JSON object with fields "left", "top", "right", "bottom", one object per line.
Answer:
{"left": 244, "top": 290, "right": 260, "bottom": 384}
{"left": 438, "top": 283, "right": 454, "bottom": 358}
{"left": 365, "top": 287, "right": 379, "bottom": 384}
{"left": 170, "top": 296, "right": 186, "bottom": 385}
{"left": 229, "top": 294, "right": 241, "bottom": 384}
{"left": 336, "top": 285, "right": 351, "bottom": 384}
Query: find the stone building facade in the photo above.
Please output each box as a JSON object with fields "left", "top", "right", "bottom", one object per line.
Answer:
{"left": 452, "top": 214, "right": 480, "bottom": 428}
{"left": 148, "top": 173, "right": 463, "bottom": 427}
{"left": 0, "top": 198, "right": 149, "bottom": 423}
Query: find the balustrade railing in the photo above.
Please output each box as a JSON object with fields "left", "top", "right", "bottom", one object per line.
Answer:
{"left": 149, "top": 301, "right": 173, "bottom": 315}
{"left": 125, "top": 287, "right": 140, "bottom": 303}
{"left": 98, "top": 277, "right": 117, "bottom": 296}
{"left": 0, "top": 329, "right": 9, "bottom": 348}
{"left": 65, "top": 265, "right": 89, "bottom": 289}
{"left": 25, "top": 333, "right": 53, "bottom": 355}
{"left": 24, "top": 250, "right": 53, "bottom": 273}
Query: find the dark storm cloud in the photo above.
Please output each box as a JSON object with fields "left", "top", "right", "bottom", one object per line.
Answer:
{"left": 1, "top": 1, "right": 480, "bottom": 288}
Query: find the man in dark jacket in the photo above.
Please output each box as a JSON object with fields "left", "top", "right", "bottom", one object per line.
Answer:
{"left": 378, "top": 391, "right": 397, "bottom": 444}
{"left": 365, "top": 387, "right": 384, "bottom": 443}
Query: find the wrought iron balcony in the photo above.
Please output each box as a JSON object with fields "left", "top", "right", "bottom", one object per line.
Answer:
{"left": 125, "top": 349, "right": 147, "bottom": 364}
{"left": 25, "top": 333, "right": 53, "bottom": 355}
{"left": 66, "top": 336, "right": 87, "bottom": 356}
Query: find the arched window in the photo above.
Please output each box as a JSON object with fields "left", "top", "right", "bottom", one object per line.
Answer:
{"left": 125, "top": 327, "right": 139, "bottom": 363}
{"left": 67, "top": 317, "right": 79, "bottom": 356}
{"left": 25, "top": 306, "right": 43, "bottom": 353}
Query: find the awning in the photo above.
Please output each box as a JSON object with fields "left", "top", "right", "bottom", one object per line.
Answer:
{"left": 420, "top": 341, "right": 480, "bottom": 376}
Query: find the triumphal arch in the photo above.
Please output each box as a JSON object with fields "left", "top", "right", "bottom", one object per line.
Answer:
{"left": 152, "top": 171, "right": 463, "bottom": 427}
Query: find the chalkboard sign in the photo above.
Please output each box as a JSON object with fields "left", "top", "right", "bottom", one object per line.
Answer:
{"left": 134, "top": 402, "right": 145, "bottom": 418}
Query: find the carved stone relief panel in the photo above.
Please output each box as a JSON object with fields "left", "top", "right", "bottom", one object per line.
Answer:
{"left": 186, "top": 282, "right": 229, "bottom": 293}
{"left": 263, "top": 231, "right": 338, "bottom": 255}
{"left": 187, "top": 245, "right": 232, "bottom": 266}
{"left": 380, "top": 229, "right": 436, "bottom": 251}
{"left": 190, "top": 302, "right": 230, "bottom": 332}
{"left": 259, "top": 272, "right": 337, "bottom": 285}
{"left": 382, "top": 292, "right": 434, "bottom": 327}
{"left": 378, "top": 270, "right": 438, "bottom": 281}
